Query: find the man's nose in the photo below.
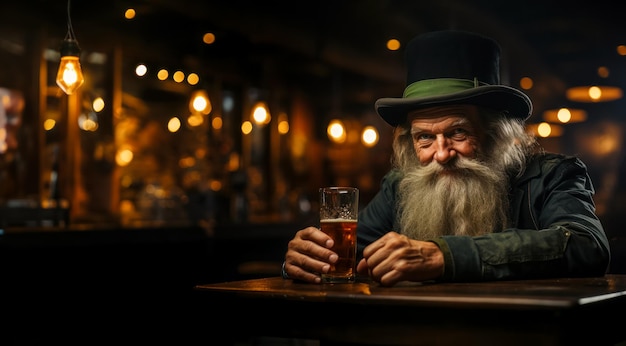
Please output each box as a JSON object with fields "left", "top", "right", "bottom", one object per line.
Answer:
{"left": 433, "top": 135, "right": 456, "bottom": 164}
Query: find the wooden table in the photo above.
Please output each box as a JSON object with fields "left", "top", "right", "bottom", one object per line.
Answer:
{"left": 194, "top": 274, "right": 626, "bottom": 345}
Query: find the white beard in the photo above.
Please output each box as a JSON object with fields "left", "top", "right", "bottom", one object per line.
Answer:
{"left": 397, "top": 156, "right": 509, "bottom": 240}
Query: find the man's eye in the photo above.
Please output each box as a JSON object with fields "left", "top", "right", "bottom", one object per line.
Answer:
{"left": 450, "top": 128, "right": 469, "bottom": 138}
{"left": 414, "top": 133, "right": 433, "bottom": 141}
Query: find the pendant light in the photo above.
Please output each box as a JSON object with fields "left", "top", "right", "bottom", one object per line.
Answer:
{"left": 56, "top": 0, "right": 84, "bottom": 95}
{"left": 566, "top": 85, "right": 622, "bottom": 103}
{"left": 542, "top": 107, "right": 587, "bottom": 123}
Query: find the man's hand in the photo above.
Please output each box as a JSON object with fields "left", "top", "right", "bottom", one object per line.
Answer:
{"left": 283, "top": 226, "right": 338, "bottom": 283}
{"left": 357, "top": 231, "right": 444, "bottom": 286}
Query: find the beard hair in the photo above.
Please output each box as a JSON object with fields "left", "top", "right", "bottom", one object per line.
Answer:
{"left": 397, "top": 156, "right": 510, "bottom": 240}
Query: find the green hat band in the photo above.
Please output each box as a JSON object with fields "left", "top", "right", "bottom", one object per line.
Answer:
{"left": 403, "top": 78, "right": 489, "bottom": 99}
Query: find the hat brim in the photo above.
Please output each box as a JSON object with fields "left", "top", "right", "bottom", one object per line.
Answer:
{"left": 375, "top": 85, "right": 532, "bottom": 127}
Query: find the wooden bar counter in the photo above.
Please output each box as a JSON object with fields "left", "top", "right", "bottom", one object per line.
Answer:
{"left": 194, "top": 274, "right": 626, "bottom": 345}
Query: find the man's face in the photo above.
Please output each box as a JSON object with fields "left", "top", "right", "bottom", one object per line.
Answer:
{"left": 398, "top": 105, "right": 509, "bottom": 239}
{"left": 408, "top": 105, "right": 483, "bottom": 166}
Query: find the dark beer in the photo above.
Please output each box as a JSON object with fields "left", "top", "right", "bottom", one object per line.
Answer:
{"left": 320, "top": 218, "right": 357, "bottom": 283}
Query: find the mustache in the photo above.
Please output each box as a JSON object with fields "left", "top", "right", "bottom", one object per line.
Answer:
{"left": 415, "top": 156, "right": 497, "bottom": 180}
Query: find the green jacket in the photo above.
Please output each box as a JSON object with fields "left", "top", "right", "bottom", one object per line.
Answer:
{"left": 357, "top": 152, "right": 611, "bottom": 281}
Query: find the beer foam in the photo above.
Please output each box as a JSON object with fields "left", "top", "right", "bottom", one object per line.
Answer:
{"left": 320, "top": 218, "right": 357, "bottom": 223}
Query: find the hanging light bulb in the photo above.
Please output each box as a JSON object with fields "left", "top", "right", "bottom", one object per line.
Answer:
{"left": 56, "top": 0, "right": 84, "bottom": 95}
{"left": 56, "top": 40, "right": 84, "bottom": 95}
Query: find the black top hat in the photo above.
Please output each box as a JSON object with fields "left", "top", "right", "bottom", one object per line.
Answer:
{"left": 375, "top": 30, "right": 532, "bottom": 127}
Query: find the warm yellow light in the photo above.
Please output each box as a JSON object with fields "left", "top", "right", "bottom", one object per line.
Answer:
{"left": 211, "top": 116, "right": 223, "bottom": 130}
{"left": 566, "top": 85, "right": 623, "bottom": 102}
{"left": 56, "top": 55, "right": 84, "bottom": 95}
{"left": 0, "top": 135, "right": 5, "bottom": 153}
{"left": 187, "top": 113, "right": 204, "bottom": 127}
{"left": 241, "top": 121, "right": 253, "bottom": 134}
{"left": 78, "top": 113, "right": 98, "bottom": 131}
{"left": 203, "top": 33, "right": 216, "bottom": 44}
{"left": 43, "top": 119, "right": 56, "bottom": 131}
{"left": 278, "top": 120, "right": 289, "bottom": 134}
{"left": 520, "top": 77, "right": 533, "bottom": 90}
{"left": 209, "top": 179, "right": 222, "bottom": 191}
{"left": 527, "top": 122, "right": 564, "bottom": 137}
{"left": 386, "top": 39, "right": 401, "bottom": 51}
{"left": 589, "top": 86, "right": 602, "bottom": 100}
{"left": 124, "top": 8, "right": 136, "bottom": 19}
{"left": 179, "top": 156, "right": 196, "bottom": 168}
{"left": 277, "top": 112, "right": 289, "bottom": 134}
{"left": 57, "top": 2, "right": 84, "bottom": 95}
{"left": 193, "top": 95, "right": 208, "bottom": 113}
{"left": 253, "top": 107, "right": 266, "bottom": 123}
{"left": 537, "top": 122, "right": 552, "bottom": 137}
{"left": 190, "top": 90, "right": 212, "bottom": 114}
{"left": 157, "top": 69, "right": 169, "bottom": 80}
{"left": 195, "top": 148, "right": 206, "bottom": 159}
{"left": 251, "top": 101, "right": 270, "bottom": 125}
{"left": 543, "top": 108, "right": 587, "bottom": 123}
{"left": 228, "top": 152, "right": 240, "bottom": 171}
{"left": 327, "top": 119, "right": 346, "bottom": 143}
{"left": 361, "top": 126, "right": 379, "bottom": 147}
{"left": 557, "top": 108, "right": 571, "bottom": 122}
{"left": 173, "top": 71, "right": 185, "bottom": 83}
{"left": 187, "top": 73, "right": 199, "bottom": 85}
{"left": 135, "top": 64, "right": 147, "bottom": 76}
{"left": 92, "top": 97, "right": 105, "bottom": 112}
{"left": 116, "top": 148, "right": 134, "bottom": 166}
{"left": 168, "top": 117, "right": 181, "bottom": 132}
{"left": 597, "top": 66, "right": 609, "bottom": 78}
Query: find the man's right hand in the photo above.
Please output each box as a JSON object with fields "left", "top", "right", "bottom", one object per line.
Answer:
{"left": 283, "top": 226, "right": 339, "bottom": 283}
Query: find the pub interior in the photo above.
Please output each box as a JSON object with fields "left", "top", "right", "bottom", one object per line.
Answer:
{"left": 1, "top": 0, "right": 626, "bottom": 345}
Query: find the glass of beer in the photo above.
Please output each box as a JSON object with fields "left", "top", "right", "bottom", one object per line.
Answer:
{"left": 319, "top": 187, "right": 359, "bottom": 283}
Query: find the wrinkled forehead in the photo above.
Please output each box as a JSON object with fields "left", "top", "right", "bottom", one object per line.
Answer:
{"left": 406, "top": 104, "right": 481, "bottom": 122}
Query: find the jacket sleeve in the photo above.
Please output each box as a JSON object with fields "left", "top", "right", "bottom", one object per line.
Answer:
{"left": 431, "top": 154, "right": 611, "bottom": 282}
{"left": 356, "top": 170, "right": 401, "bottom": 258}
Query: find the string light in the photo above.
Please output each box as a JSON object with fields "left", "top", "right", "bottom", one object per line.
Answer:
{"left": 56, "top": 0, "right": 84, "bottom": 95}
